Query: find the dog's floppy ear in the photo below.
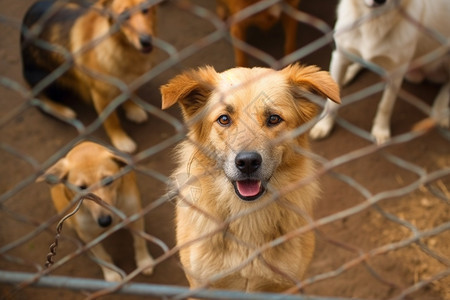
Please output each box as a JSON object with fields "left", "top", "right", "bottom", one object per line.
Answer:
{"left": 283, "top": 64, "right": 340, "bottom": 104}
{"left": 282, "top": 64, "right": 340, "bottom": 122}
{"left": 36, "top": 158, "right": 69, "bottom": 184}
{"left": 109, "top": 153, "right": 128, "bottom": 169}
{"left": 160, "top": 66, "right": 218, "bottom": 120}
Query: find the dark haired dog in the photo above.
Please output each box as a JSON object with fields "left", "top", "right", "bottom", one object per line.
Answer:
{"left": 21, "top": 0, "right": 157, "bottom": 152}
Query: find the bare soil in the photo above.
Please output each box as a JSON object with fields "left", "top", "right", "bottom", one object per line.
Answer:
{"left": 1, "top": 1, "right": 449, "bottom": 299}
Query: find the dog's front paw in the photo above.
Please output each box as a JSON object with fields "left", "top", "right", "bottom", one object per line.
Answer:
{"left": 111, "top": 134, "right": 137, "bottom": 153}
{"left": 137, "top": 256, "right": 154, "bottom": 276}
{"left": 103, "top": 270, "right": 123, "bottom": 282}
{"left": 125, "top": 104, "right": 148, "bottom": 123}
{"left": 310, "top": 116, "right": 335, "bottom": 140}
{"left": 371, "top": 125, "right": 391, "bottom": 145}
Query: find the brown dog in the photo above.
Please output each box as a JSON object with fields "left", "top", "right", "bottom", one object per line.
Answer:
{"left": 217, "top": 0, "right": 301, "bottom": 67}
{"left": 37, "top": 141, "right": 154, "bottom": 281}
{"left": 161, "top": 64, "right": 340, "bottom": 293}
{"left": 21, "top": 0, "right": 157, "bottom": 153}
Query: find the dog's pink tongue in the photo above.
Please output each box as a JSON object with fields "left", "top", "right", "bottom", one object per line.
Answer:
{"left": 237, "top": 180, "right": 261, "bottom": 197}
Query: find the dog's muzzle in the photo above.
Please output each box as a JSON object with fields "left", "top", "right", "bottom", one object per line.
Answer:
{"left": 139, "top": 34, "right": 153, "bottom": 53}
{"left": 232, "top": 151, "right": 266, "bottom": 201}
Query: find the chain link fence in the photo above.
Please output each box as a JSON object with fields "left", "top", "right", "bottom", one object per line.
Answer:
{"left": 1, "top": 0, "right": 449, "bottom": 299}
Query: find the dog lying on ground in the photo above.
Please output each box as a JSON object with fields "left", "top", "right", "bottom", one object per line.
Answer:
{"left": 216, "top": 0, "right": 301, "bottom": 67}
{"left": 21, "top": 0, "right": 157, "bottom": 153}
{"left": 37, "top": 141, "right": 154, "bottom": 281}
{"left": 160, "top": 64, "right": 340, "bottom": 293}
{"left": 309, "top": 0, "right": 450, "bottom": 144}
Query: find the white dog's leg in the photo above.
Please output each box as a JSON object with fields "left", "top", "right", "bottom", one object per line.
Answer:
{"left": 129, "top": 218, "right": 155, "bottom": 276}
{"left": 431, "top": 82, "right": 450, "bottom": 128}
{"left": 371, "top": 75, "right": 404, "bottom": 144}
{"left": 343, "top": 63, "right": 364, "bottom": 86}
{"left": 310, "top": 50, "right": 350, "bottom": 140}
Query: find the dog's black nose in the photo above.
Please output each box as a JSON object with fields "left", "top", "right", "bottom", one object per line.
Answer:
{"left": 374, "top": 0, "right": 386, "bottom": 4}
{"left": 139, "top": 35, "right": 152, "bottom": 52}
{"left": 97, "top": 215, "right": 112, "bottom": 228}
{"left": 235, "top": 152, "right": 262, "bottom": 175}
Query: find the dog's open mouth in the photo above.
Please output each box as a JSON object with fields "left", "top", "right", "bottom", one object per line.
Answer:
{"left": 233, "top": 180, "right": 265, "bottom": 201}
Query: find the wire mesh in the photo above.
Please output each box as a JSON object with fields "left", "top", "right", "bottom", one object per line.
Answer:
{"left": 0, "top": 0, "right": 449, "bottom": 299}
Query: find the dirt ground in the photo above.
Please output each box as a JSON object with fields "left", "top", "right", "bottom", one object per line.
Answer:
{"left": 1, "top": 0, "right": 449, "bottom": 299}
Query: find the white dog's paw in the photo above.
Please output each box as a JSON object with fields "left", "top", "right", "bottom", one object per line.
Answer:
{"left": 125, "top": 105, "right": 148, "bottom": 123}
{"left": 371, "top": 125, "right": 391, "bottom": 145}
{"left": 103, "top": 270, "right": 123, "bottom": 282}
{"left": 111, "top": 134, "right": 137, "bottom": 153}
{"left": 310, "top": 116, "right": 335, "bottom": 140}
{"left": 137, "top": 256, "right": 154, "bottom": 276}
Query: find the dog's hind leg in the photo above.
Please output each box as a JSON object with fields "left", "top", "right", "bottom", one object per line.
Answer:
{"left": 281, "top": 6, "right": 299, "bottom": 56}
{"left": 310, "top": 50, "right": 350, "bottom": 140}
{"left": 230, "top": 23, "right": 249, "bottom": 67}
{"left": 431, "top": 82, "right": 450, "bottom": 128}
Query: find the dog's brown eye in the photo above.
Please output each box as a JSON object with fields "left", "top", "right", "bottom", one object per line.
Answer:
{"left": 217, "top": 115, "right": 231, "bottom": 126}
{"left": 267, "top": 115, "right": 283, "bottom": 126}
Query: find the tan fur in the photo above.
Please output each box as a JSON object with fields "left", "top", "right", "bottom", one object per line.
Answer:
{"left": 22, "top": 0, "right": 157, "bottom": 153}
{"left": 37, "top": 141, "right": 154, "bottom": 281}
{"left": 217, "top": 0, "right": 301, "bottom": 67}
{"left": 161, "top": 64, "right": 340, "bottom": 294}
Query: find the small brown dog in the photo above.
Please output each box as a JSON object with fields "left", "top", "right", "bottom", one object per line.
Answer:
{"left": 21, "top": 0, "right": 157, "bottom": 153}
{"left": 217, "top": 0, "right": 301, "bottom": 66}
{"left": 161, "top": 64, "right": 340, "bottom": 293}
{"left": 37, "top": 141, "right": 154, "bottom": 281}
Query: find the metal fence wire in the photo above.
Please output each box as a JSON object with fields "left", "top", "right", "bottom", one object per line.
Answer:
{"left": 1, "top": 0, "right": 449, "bottom": 299}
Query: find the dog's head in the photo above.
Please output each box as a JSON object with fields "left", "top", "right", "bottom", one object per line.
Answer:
{"left": 161, "top": 64, "right": 340, "bottom": 202}
{"left": 37, "top": 141, "right": 129, "bottom": 227}
{"left": 100, "top": 0, "right": 157, "bottom": 53}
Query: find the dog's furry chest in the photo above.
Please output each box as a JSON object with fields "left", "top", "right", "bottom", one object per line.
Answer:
{"left": 178, "top": 201, "right": 309, "bottom": 285}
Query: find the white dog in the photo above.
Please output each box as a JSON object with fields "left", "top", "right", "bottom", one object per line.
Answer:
{"left": 310, "top": 0, "right": 450, "bottom": 144}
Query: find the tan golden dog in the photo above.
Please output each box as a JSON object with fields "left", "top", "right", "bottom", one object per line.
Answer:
{"left": 217, "top": 0, "right": 301, "bottom": 67}
{"left": 37, "top": 141, "right": 154, "bottom": 281}
{"left": 21, "top": 0, "right": 157, "bottom": 153}
{"left": 161, "top": 64, "right": 340, "bottom": 293}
